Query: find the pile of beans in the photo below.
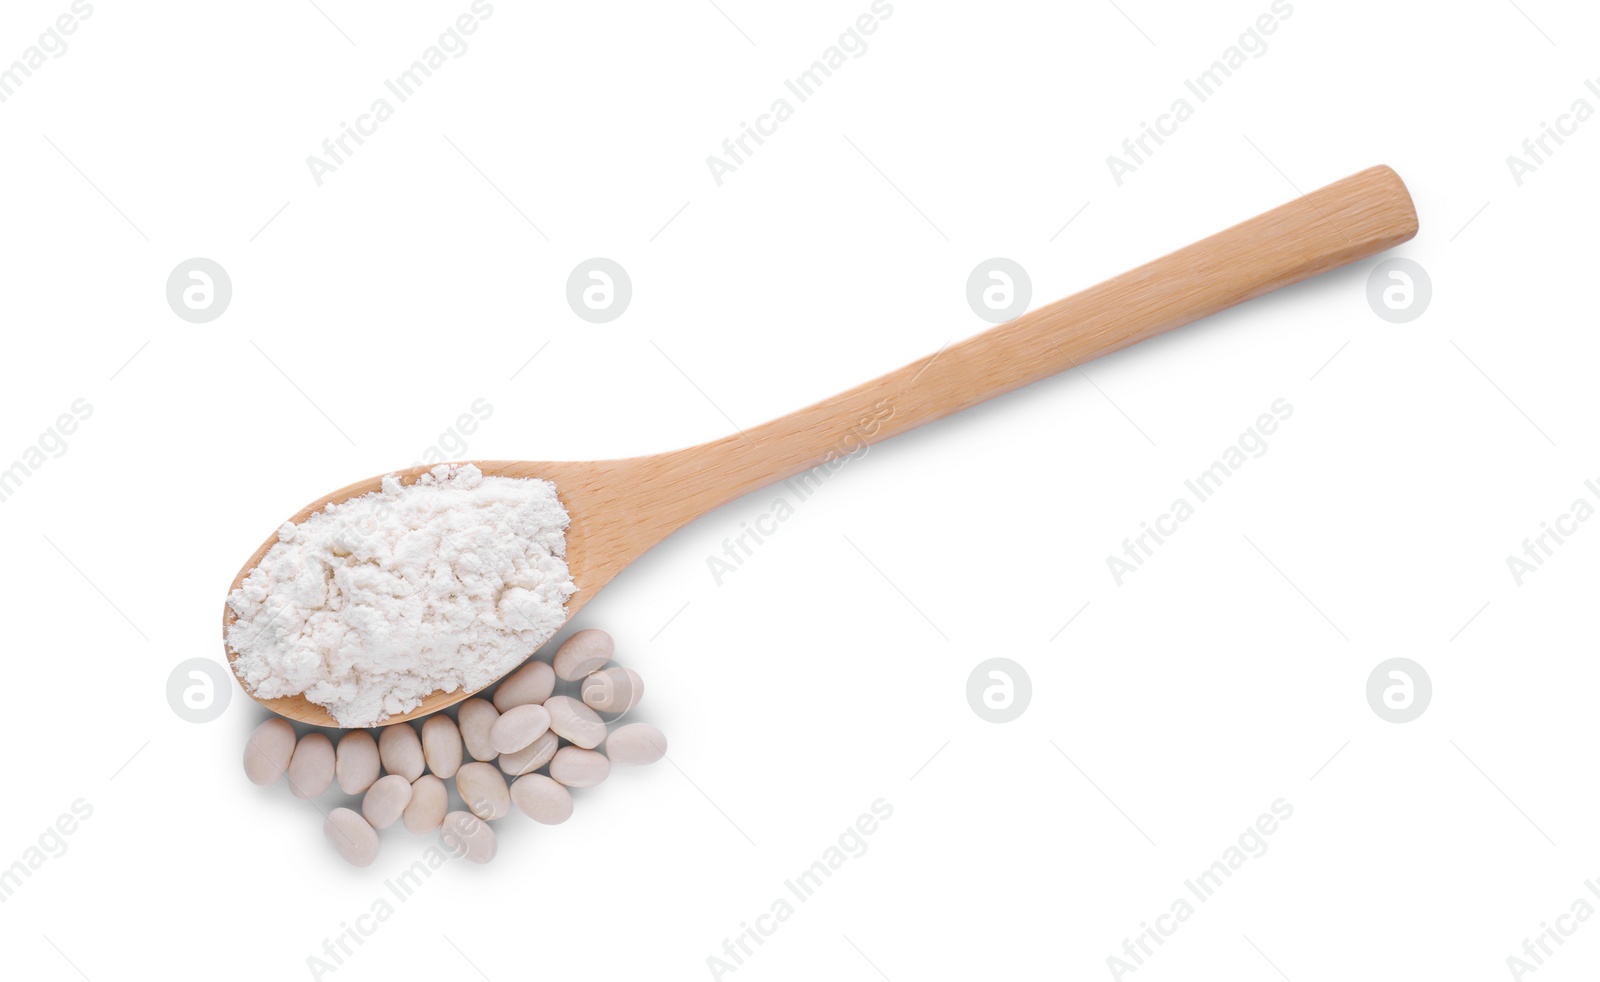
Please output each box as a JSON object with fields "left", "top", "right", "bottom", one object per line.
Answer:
{"left": 241, "top": 629, "right": 666, "bottom": 866}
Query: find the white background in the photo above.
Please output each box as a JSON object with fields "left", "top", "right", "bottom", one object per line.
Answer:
{"left": 1, "top": 1, "right": 1596, "bottom": 979}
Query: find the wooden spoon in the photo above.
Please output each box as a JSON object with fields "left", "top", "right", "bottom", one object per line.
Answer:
{"left": 226, "top": 164, "right": 1417, "bottom": 726}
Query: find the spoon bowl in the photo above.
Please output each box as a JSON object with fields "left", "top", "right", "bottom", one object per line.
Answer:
{"left": 223, "top": 457, "right": 671, "bottom": 726}
{"left": 225, "top": 165, "right": 1419, "bottom": 727}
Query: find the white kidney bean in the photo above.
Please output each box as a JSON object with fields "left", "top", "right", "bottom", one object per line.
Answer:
{"left": 456, "top": 698, "right": 500, "bottom": 762}
{"left": 581, "top": 667, "right": 644, "bottom": 715}
{"left": 455, "top": 762, "right": 511, "bottom": 820}
{"left": 544, "top": 695, "right": 606, "bottom": 749}
{"left": 606, "top": 723, "right": 667, "bottom": 766}
{"left": 440, "top": 811, "right": 496, "bottom": 864}
{"left": 490, "top": 704, "right": 551, "bottom": 755}
{"left": 361, "top": 774, "right": 413, "bottom": 830}
{"left": 511, "top": 774, "right": 574, "bottom": 825}
{"left": 421, "top": 715, "right": 463, "bottom": 779}
{"left": 286, "top": 733, "right": 335, "bottom": 799}
{"left": 404, "top": 775, "right": 448, "bottom": 833}
{"left": 549, "top": 746, "right": 610, "bottom": 788}
{"left": 335, "top": 730, "right": 380, "bottom": 795}
{"left": 554, "top": 629, "right": 613, "bottom": 681}
{"left": 326, "top": 807, "right": 380, "bottom": 867}
{"left": 493, "top": 659, "right": 555, "bottom": 711}
{"left": 378, "top": 723, "right": 424, "bottom": 781}
{"left": 498, "top": 730, "right": 559, "bottom": 777}
{"left": 243, "top": 718, "right": 296, "bottom": 786}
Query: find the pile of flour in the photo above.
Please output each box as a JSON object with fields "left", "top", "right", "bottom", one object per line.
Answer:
{"left": 227, "top": 464, "right": 575, "bottom": 727}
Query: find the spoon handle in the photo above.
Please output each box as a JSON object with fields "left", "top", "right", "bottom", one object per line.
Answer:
{"left": 660, "top": 165, "right": 1416, "bottom": 514}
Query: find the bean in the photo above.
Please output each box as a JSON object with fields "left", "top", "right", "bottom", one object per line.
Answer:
{"left": 403, "top": 775, "right": 449, "bottom": 834}
{"left": 493, "top": 659, "right": 555, "bottom": 711}
{"left": 511, "top": 774, "right": 573, "bottom": 825}
{"left": 456, "top": 698, "right": 500, "bottom": 762}
{"left": 335, "top": 730, "right": 380, "bottom": 794}
{"left": 554, "top": 628, "right": 613, "bottom": 681}
{"left": 490, "top": 704, "right": 551, "bottom": 755}
{"left": 325, "top": 807, "right": 380, "bottom": 867}
{"left": 606, "top": 723, "right": 667, "bottom": 767}
{"left": 549, "top": 746, "right": 610, "bottom": 788}
{"left": 456, "top": 761, "right": 511, "bottom": 820}
{"left": 440, "top": 811, "right": 496, "bottom": 865}
{"left": 286, "top": 733, "right": 335, "bottom": 799}
{"left": 362, "top": 774, "right": 413, "bottom": 829}
{"left": 545, "top": 695, "right": 606, "bottom": 749}
{"left": 421, "top": 715, "right": 463, "bottom": 779}
{"left": 243, "top": 718, "right": 296, "bottom": 786}
{"left": 378, "top": 723, "right": 424, "bottom": 781}
{"left": 581, "top": 667, "right": 644, "bottom": 715}
{"left": 498, "top": 730, "right": 558, "bottom": 778}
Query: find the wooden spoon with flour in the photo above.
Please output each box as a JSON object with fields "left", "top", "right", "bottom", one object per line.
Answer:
{"left": 226, "top": 165, "right": 1418, "bottom": 727}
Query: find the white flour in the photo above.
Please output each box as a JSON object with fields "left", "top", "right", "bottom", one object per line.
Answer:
{"left": 227, "top": 464, "right": 575, "bottom": 727}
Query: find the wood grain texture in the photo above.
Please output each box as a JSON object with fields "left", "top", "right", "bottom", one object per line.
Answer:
{"left": 226, "top": 165, "right": 1418, "bottom": 727}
